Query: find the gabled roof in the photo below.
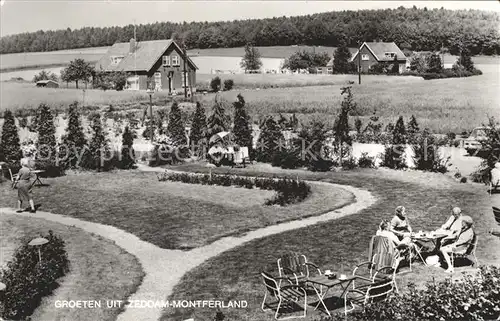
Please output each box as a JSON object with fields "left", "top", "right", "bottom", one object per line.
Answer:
{"left": 36, "top": 80, "right": 58, "bottom": 84}
{"left": 95, "top": 39, "right": 198, "bottom": 72}
{"left": 351, "top": 42, "right": 407, "bottom": 62}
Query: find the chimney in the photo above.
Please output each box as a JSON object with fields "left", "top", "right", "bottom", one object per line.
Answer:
{"left": 130, "top": 38, "right": 136, "bottom": 53}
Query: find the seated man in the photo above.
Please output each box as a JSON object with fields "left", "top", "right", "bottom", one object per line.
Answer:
{"left": 439, "top": 207, "right": 463, "bottom": 234}
{"left": 440, "top": 215, "right": 475, "bottom": 273}
{"left": 390, "top": 206, "right": 413, "bottom": 240}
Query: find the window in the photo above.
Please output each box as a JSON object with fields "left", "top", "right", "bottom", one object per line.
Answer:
{"left": 162, "top": 56, "right": 170, "bottom": 66}
{"left": 172, "top": 55, "right": 180, "bottom": 66}
{"left": 154, "top": 72, "right": 162, "bottom": 90}
{"left": 111, "top": 56, "right": 124, "bottom": 65}
{"left": 384, "top": 52, "right": 396, "bottom": 59}
{"left": 361, "top": 54, "right": 369, "bottom": 61}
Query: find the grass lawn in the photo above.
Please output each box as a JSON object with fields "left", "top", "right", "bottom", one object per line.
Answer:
{"left": 0, "top": 213, "right": 143, "bottom": 321}
{"left": 160, "top": 163, "right": 500, "bottom": 321}
{"left": 0, "top": 170, "right": 354, "bottom": 250}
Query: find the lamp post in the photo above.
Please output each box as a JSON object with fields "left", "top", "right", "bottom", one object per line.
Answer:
{"left": 358, "top": 41, "right": 362, "bottom": 85}
{"left": 146, "top": 88, "right": 154, "bottom": 143}
{"left": 28, "top": 237, "right": 49, "bottom": 263}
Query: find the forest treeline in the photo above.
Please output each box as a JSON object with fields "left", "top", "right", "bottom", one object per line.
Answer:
{"left": 1, "top": 6, "right": 499, "bottom": 55}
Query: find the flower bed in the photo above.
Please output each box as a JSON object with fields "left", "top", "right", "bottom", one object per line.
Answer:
{"left": 158, "top": 172, "right": 311, "bottom": 206}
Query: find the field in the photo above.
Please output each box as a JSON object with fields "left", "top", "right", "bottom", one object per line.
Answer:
{"left": 1, "top": 63, "right": 498, "bottom": 134}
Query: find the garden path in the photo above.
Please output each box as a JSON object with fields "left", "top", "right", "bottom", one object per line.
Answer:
{"left": 0, "top": 165, "right": 376, "bottom": 321}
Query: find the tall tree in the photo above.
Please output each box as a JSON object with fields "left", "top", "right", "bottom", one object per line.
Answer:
{"left": 62, "top": 58, "right": 94, "bottom": 89}
{"left": 240, "top": 43, "right": 263, "bottom": 72}
{"left": 60, "top": 101, "right": 87, "bottom": 168}
{"left": 232, "top": 94, "right": 253, "bottom": 156}
{"left": 36, "top": 103, "right": 57, "bottom": 164}
{"left": 255, "top": 116, "right": 284, "bottom": 163}
{"left": 189, "top": 102, "right": 207, "bottom": 149}
{"left": 85, "top": 113, "right": 110, "bottom": 171}
{"left": 206, "top": 97, "right": 230, "bottom": 144}
{"left": 333, "top": 42, "right": 353, "bottom": 73}
{"left": 392, "top": 116, "right": 407, "bottom": 145}
{"left": 166, "top": 101, "right": 187, "bottom": 146}
{"left": 334, "top": 84, "right": 357, "bottom": 166}
{"left": 1, "top": 110, "right": 22, "bottom": 168}
{"left": 120, "top": 125, "right": 136, "bottom": 169}
{"left": 407, "top": 115, "right": 420, "bottom": 143}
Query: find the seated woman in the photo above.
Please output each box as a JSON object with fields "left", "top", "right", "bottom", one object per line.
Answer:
{"left": 440, "top": 215, "right": 475, "bottom": 273}
{"left": 377, "top": 221, "right": 413, "bottom": 248}
{"left": 390, "top": 206, "right": 413, "bottom": 240}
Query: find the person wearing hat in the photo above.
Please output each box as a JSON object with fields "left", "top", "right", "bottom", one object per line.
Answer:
{"left": 13, "top": 158, "right": 36, "bottom": 213}
{"left": 440, "top": 215, "right": 475, "bottom": 273}
{"left": 390, "top": 206, "right": 413, "bottom": 240}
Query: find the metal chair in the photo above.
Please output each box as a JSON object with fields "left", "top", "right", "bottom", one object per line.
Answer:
{"left": 277, "top": 252, "right": 321, "bottom": 285}
{"left": 261, "top": 272, "right": 308, "bottom": 320}
{"left": 450, "top": 233, "right": 479, "bottom": 268}
{"left": 493, "top": 207, "right": 500, "bottom": 225}
{"left": 344, "top": 268, "right": 396, "bottom": 315}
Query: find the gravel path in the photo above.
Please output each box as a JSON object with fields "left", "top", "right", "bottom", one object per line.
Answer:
{"left": 0, "top": 167, "right": 376, "bottom": 321}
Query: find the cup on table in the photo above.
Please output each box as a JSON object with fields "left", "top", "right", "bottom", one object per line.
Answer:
{"left": 324, "top": 269, "right": 332, "bottom": 276}
{"left": 339, "top": 274, "right": 347, "bottom": 280}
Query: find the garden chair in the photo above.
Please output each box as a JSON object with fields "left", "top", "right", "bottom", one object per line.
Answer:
{"left": 450, "top": 233, "right": 479, "bottom": 268}
{"left": 353, "top": 235, "right": 407, "bottom": 291}
{"left": 277, "top": 252, "right": 321, "bottom": 285}
{"left": 493, "top": 207, "right": 500, "bottom": 225}
{"left": 261, "top": 271, "right": 308, "bottom": 320}
{"left": 8, "top": 168, "right": 19, "bottom": 188}
{"left": 344, "top": 267, "right": 396, "bottom": 315}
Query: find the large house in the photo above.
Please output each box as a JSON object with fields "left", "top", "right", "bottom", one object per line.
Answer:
{"left": 351, "top": 42, "right": 407, "bottom": 74}
{"left": 96, "top": 39, "right": 198, "bottom": 92}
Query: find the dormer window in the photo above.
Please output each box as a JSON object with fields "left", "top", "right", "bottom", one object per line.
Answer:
{"left": 172, "top": 55, "right": 180, "bottom": 66}
{"left": 361, "top": 54, "right": 369, "bottom": 61}
{"left": 384, "top": 52, "right": 396, "bottom": 59}
{"left": 162, "top": 56, "right": 170, "bottom": 66}
{"left": 111, "top": 56, "right": 124, "bottom": 65}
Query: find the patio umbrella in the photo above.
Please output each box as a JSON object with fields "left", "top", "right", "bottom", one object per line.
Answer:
{"left": 209, "top": 131, "right": 230, "bottom": 144}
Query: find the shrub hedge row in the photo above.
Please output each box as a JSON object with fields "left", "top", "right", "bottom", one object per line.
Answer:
{"left": 323, "top": 266, "right": 500, "bottom": 321}
{"left": 158, "top": 172, "right": 311, "bottom": 206}
{"left": 0, "top": 231, "right": 69, "bottom": 320}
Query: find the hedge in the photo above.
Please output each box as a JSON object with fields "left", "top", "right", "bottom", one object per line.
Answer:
{"left": 158, "top": 172, "right": 311, "bottom": 206}
{"left": 314, "top": 265, "right": 500, "bottom": 321}
{"left": 0, "top": 231, "right": 69, "bottom": 320}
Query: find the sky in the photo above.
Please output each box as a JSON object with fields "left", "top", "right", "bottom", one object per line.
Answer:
{"left": 1, "top": 0, "right": 499, "bottom": 37}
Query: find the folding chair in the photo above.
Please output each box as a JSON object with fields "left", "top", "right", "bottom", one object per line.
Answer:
{"left": 8, "top": 168, "right": 19, "bottom": 188}
{"left": 261, "top": 272, "right": 308, "bottom": 320}
{"left": 450, "top": 233, "right": 479, "bottom": 268}
{"left": 277, "top": 252, "right": 321, "bottom": 285}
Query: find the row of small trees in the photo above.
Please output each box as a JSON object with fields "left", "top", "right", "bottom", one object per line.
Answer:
{"left": 150, "top": 93, "right": 253, "bottom": 165}
{"left": 0, "top": 102, "right": 136, "bottom": 177}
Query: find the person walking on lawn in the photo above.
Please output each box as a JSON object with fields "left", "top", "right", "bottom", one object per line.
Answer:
{"left": 13, "top": 158, "right": 36, "bottom": 213}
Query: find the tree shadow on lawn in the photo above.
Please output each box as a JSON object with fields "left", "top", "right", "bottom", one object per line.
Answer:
{"left": 161, "top": 168, "right": 500, "bottom": 321}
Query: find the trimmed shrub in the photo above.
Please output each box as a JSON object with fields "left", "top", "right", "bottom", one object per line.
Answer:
{"left": 412, "top": 129, "right": 450, "bottom": 173}
{"left": 158, "top": 172, "right": 311, "bottom": 206}
{"left": 223, "top": 79, "right": 234, "bottom": 91}
{"left": 0, "top": 231, "right": 69, "bottom": 320}
{"left": 358, "top": 152, "right": 376, "bottom": 168}
{"left": 381, "top": 144, "right": 407, "bottom": 170}
{"left": 328, "top": 266, "right": 500, "bottom": 321}
{"left": 210, "top": 77, "right": 222, "bottom": 92}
